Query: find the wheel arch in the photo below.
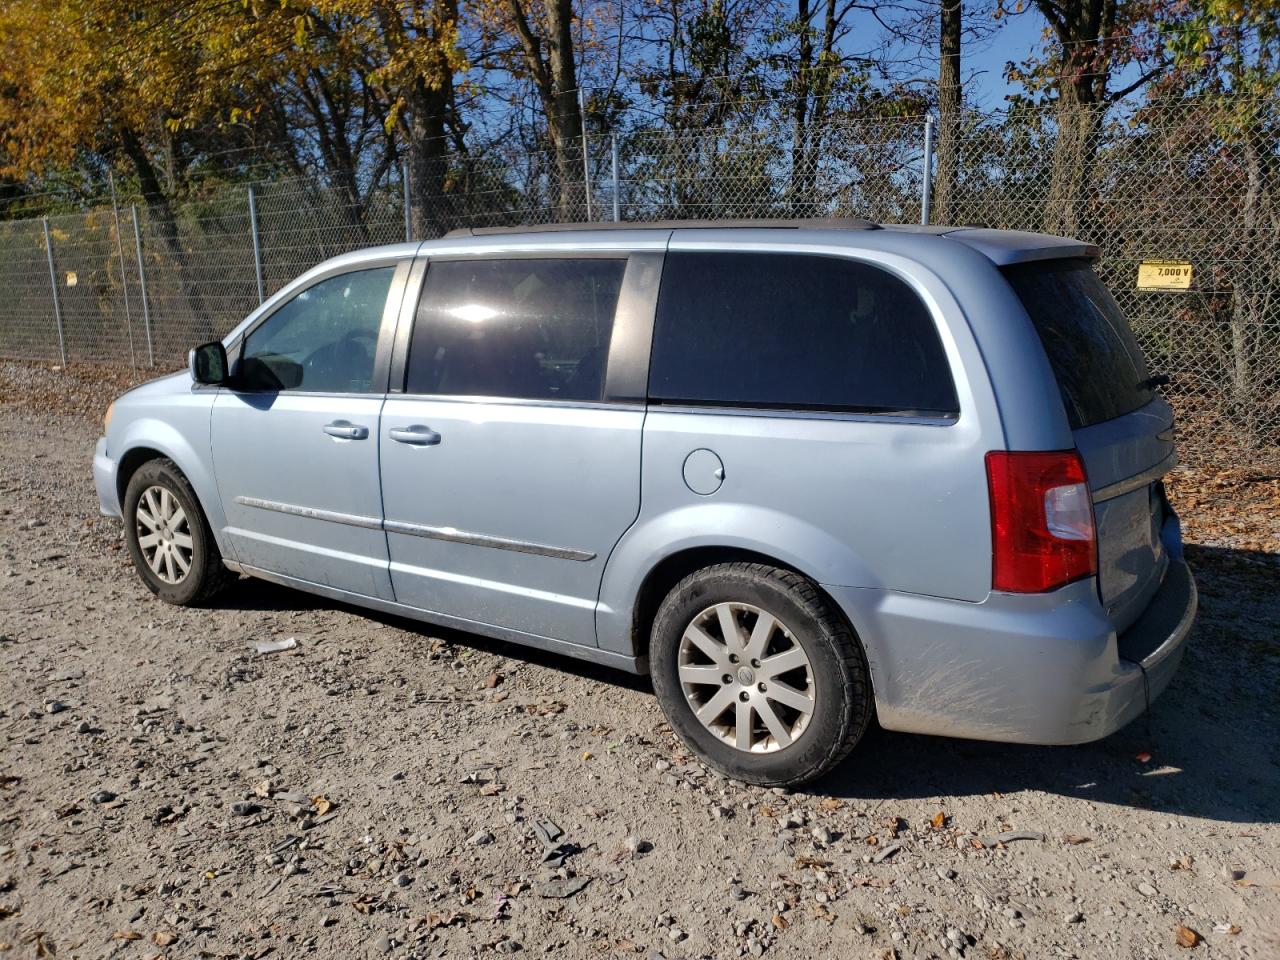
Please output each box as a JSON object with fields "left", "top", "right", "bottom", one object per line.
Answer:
{"left": 112, "top": 420, "right": 232, "bottom": 557}
{"left": 622, "top": 545, "right": 867, "bottom": 675}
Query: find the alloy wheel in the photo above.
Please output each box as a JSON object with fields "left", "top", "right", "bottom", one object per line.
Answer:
{"left": 677, "top": 602, "right": 815, "bottom": 753}
{"left": 135, "top": 485, "right": 193, "bottom": 585}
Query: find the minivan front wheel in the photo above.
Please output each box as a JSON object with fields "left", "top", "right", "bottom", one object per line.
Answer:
{"left": 650, "top": 562, "right": 872, "bottom": 787}
{"left": 123, "top": 459, "right": 230, "bottom": 606}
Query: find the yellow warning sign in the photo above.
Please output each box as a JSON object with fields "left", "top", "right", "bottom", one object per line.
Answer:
{"left": 1137, "top": 260, "right": 1193, "bottom": 290}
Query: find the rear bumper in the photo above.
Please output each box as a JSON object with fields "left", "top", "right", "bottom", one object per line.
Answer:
{"left": 825, "top": 559, "right": 1196, "bottom": 745}
{"left": 93, "top": 437, "right": 121, "bottom": 518}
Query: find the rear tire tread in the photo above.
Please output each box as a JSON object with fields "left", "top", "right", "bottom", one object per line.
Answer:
{"left": 651, "top": 561, "right": 873, "bottom": 787}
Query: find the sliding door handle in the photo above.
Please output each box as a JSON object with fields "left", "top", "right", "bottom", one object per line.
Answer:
{"left": 389, "top": 424, "right": 442, "bottom": 446}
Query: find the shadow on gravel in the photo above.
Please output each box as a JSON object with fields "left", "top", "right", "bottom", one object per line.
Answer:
{"left": 210, "top": 574, "right": 654, "bottom": 693}
{"left": 210, "top": 547, "right": 1277, "bottom": 826}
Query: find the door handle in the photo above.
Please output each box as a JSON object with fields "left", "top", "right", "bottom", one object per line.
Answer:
{"left": 388, "top": 424, "right": 442, "bottom": 446}
{"left": 323, "top": 420, "right": 368, "bottom": 440}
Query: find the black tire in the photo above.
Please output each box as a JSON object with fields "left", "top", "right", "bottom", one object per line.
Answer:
{"left": 123, "top": 458, "right": 232, "bottom": 606}
{"left": 650, "top": 562, "right": 872, "bottom": 787}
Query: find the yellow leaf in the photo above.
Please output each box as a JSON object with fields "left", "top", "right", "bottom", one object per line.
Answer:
{"left": 1174, "top": 925, "right": 1201, "bottom": 948}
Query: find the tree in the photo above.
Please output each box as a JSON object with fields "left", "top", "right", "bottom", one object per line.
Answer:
{"left": 472, "top": 0, "right": 587, "bottom": 215}
{"left": 934, "top": 0, "right": 962, "bottom": 222}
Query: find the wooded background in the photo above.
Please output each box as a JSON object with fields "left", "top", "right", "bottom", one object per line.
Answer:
{"left": 0, "top": 0, "right": 1276, "bottom": 466}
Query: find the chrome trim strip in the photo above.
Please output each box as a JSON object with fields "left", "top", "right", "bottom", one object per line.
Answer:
{"left": 233, "top": 496, "right": 595, "bottom": 562}
{"left": 1091, "top": 451, "right": 1178, "bottom": 503}
{"left": 383, "top": 520, "right": 596, "bottom": 562}
{"left": 233, "top": 496, "right": 383, "bottom": 530}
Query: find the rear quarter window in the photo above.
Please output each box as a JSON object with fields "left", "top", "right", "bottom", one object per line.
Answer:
{"left": 649, "top": 252, "right": 958, "bottom": 415}
{"left": 1003, "top": 259, "right": 1154, "bottom": 429}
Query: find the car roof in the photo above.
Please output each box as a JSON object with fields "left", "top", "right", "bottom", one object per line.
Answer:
{"left": 342, "top": 220, "right": 1099, "bottom": 270}
{"left": 441, "top": 220, "right": 1098, "bottom": 266}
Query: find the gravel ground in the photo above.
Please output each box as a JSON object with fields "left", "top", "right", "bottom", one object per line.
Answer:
{"left": 1, "top": 360, "right": 1278, "bottom": 960}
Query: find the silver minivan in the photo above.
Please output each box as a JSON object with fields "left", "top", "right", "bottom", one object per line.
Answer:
{"left": 94, "top": 219, "right": 1197, "bottom": 786}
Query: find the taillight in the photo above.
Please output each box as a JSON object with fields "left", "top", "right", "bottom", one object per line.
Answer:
{"left": 985, "top": 450, "right": 1096, "bottom": 593}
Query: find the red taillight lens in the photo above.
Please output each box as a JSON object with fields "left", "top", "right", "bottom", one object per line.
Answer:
{"left": 985, "top": 450, "right": 1097, "bottom": 593}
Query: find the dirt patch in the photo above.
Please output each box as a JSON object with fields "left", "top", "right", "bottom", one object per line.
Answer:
{"left": 1, "top": 366, "right": 1277, "bottom": 960}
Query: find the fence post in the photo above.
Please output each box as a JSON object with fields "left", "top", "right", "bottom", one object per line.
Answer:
{"left": 402, "top": 160, "right": 412, "bottom": 242}
{"left": 248, "top": 185, "right": 265, "bottom": 304}
{"left": 610, "top": 134, "right": 621, "bottom": 222}
{"left": 41, "top": 218, "right": 68, "bottom": 366}
{"left": 920, "top": 115, "right": 935, "bottom": 226}
{"left": 131, "top": 205, "right": 155, "bottom": 367}
{"left": 579, "top": 89, "right": 593, "bottom": 222}
{"left": 108, "top": 172, "right": 137, "bottom": 369}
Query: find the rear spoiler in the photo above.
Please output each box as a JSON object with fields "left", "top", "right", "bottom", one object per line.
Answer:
{"left": 939, "top": 228, "right": 1101, "bottom": 266}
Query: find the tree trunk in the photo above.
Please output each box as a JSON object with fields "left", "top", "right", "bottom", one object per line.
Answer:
{"left": 118, "top": 126, "right": 215, "bottom": 343}
{"left": 1044, "top": 74, "right": 1101, "bottom": 236}
{"left": 503, "top": 0, "right": 585, "bottom": 219}
{"left": 933, "top": 0, "right": 962, "bottom": 225}
{"left": 406, "top": 72, "right": 455, "bottom": 239}
{"left": 543, "top": 0, "right": 585, "bottom": 217}
{"left": 1034, "top": 0, "right": 1114, "bottom": 237}
{"left": 1229, "top": 129, "right": 1264, "bottom": 444}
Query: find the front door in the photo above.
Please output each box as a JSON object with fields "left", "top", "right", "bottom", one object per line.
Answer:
{"left": 211, "top": 262, "right": 405, "bottom": 599}
{"left": 379, "top": 255, "right": 646, "bottom": 645}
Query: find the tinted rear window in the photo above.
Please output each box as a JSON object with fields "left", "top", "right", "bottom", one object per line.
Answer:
{"left": 649, "top": 252, "right": 958, "bottom": 415}
{"left": 1004, "top": 259, "right": 1153, "bottom": 429}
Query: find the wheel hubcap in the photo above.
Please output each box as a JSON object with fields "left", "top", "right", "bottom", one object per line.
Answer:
{"left": 677, "top": 602, "right": 815, "bottom": 753}
{"left": 135, "top": 485, "right": 193, "bottom": 585}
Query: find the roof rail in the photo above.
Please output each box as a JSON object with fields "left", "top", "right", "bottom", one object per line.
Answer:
{"left": 443, "top": 217, "right": 881, "bottom": 239}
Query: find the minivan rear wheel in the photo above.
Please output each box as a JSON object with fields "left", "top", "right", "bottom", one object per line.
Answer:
{"left": 650, "top": 562, "right": 872, "bottom": 787}
{"left": 123, "top": 458, "right": 231, "bottom": 606}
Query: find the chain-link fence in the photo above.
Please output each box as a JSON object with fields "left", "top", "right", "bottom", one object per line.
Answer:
{"left": 1, "top": 96, "right": 1277, "bottom": 468}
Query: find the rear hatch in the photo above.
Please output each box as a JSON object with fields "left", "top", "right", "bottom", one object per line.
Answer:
{"left": 1004, "top": 259, "right": 1174, "bottom": 632}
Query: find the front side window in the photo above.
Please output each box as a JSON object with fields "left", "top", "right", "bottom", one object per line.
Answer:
{"left": 649, "top": 252, "right": 958, "bottom": 414}
{"left": 239, "top": 266, "right": 395, "bottom": 392}
{"left": 405, "top": 258, "right": 627, "bottom": 402}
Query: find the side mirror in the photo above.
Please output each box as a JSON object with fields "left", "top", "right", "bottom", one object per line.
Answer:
{"left": 189, "top": 341, "right": 228, "bottom": 385}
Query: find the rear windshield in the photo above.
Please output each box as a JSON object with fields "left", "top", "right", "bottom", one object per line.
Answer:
{"left": 1003, "top": 259, "right": 1153, "bottom": 429}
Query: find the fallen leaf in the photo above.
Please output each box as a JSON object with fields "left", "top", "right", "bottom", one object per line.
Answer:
{"left": 1063, "top": 834, "right": 1091, "bottom": 845}
{"left": 1174, "top": 925, "right": 1201, "bottom": 948}
{"left": 770, "top": 914, "right": 789, "bottom": 931}
{"left": 152, "top": 931, "right": 176, "bottom": 946}
{"left": 312, "top": 795, "right": 332, "bottom": 817}
{"left": 794, "top": 855, "right": 832, "bottom": 869}
{"left": 931, "top": 811, "right": 947, "bottom": 829}
{"left": 423, "top": 910, "right": 473, "bottom": 930}
{"left": 809, "top": 903, "right": 837, "bottom": 924}
{"left": 581, "top": 751, "right": 593, "bottom": 761}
